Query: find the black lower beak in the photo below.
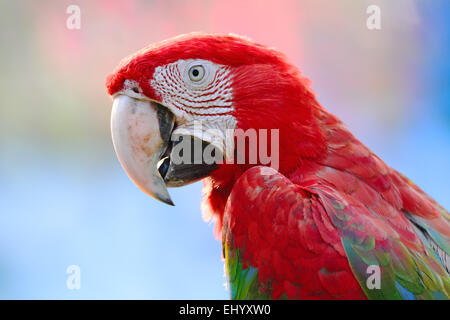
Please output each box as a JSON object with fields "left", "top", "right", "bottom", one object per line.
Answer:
{"left": 158, "top": 135, "right": 221, "bottom": 188}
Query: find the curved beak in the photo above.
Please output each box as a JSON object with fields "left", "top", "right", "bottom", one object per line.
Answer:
{"left": 110, "top": 95, "right": 223, "bottom": 206}
{"left": 111, "top": 95, "right": 175, "bottom": 205}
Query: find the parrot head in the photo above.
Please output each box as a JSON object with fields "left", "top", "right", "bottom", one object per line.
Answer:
{"left": 106, "top": 33, "right": 326, "bottom": 205}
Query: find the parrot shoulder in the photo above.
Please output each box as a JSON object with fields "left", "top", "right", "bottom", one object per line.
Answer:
{"left": 222, "top": 166, "right": 365, "bottom": 299}
{"left": 223, "top": 165, "right": 450, "bottom": 299}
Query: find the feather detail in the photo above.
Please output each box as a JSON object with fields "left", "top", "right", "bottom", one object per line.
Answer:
{"left": 222, "top": 165, "right": 450, "bottom": 300}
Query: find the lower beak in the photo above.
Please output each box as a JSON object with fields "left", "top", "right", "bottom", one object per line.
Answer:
{"left": 110, "top": 95, "right": 175, "bottom": 205}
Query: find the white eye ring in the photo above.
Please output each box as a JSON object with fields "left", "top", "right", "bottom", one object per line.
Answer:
{"left": 188, "top": 65, "right": 205, "bottom": 82}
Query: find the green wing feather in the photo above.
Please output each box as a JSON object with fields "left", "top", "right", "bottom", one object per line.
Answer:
{"left": 224, "top": 245, "right": 267, "bottom": 299}
{"left": 317, "top": 187, "right": 450, "bottom": 300}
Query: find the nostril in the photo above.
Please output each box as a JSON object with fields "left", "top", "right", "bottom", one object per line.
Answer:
{"left": 132, "top": 87, "right": 139, "bottom": 93}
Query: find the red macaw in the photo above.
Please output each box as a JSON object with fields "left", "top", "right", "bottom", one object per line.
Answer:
{"left": 106, "top": 33, "right": 450, "bottom": 300}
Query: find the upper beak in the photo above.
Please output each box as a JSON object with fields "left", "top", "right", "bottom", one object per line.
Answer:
{"left": 110, "top": 95, "right": 175, "bottom": 205}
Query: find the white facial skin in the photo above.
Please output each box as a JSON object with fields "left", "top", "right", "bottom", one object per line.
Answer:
{"left": 150, "top": 59, "right": 237, "bottom": 158}
{"left": 151, "top": 59, "right": 233, "bottom": 119}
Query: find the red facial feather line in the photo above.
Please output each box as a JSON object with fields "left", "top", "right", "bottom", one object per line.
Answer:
{"left": 170, "top": 101, "right": 233, "bottom": 117}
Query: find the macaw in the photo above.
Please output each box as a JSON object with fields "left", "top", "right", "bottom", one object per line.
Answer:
{"left": 106, "top": 33, "right": 450, "bottom": 300}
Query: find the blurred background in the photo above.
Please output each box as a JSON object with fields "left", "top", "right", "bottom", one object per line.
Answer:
{"left": 0, "top": 0, "right": 449, "bottom": 299}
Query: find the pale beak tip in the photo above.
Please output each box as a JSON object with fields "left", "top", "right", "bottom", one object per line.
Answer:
{"left": 162, "top": 197, "right": 175, "bottom": 206}
{"left": 138, "top": 182, "right": 175, "bottom": 206}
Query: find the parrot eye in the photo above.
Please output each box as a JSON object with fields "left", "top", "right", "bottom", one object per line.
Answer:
{"left": 188, "top": 65, "right": 205, "bottom": 82}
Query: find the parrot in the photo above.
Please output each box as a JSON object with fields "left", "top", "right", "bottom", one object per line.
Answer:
{"left": 105, "top": 33, "right": 450, "bottom": 300}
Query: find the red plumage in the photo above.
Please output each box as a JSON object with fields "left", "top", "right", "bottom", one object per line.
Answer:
{"left": 106, "top": 33, "right": 450, "bottom": 299}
